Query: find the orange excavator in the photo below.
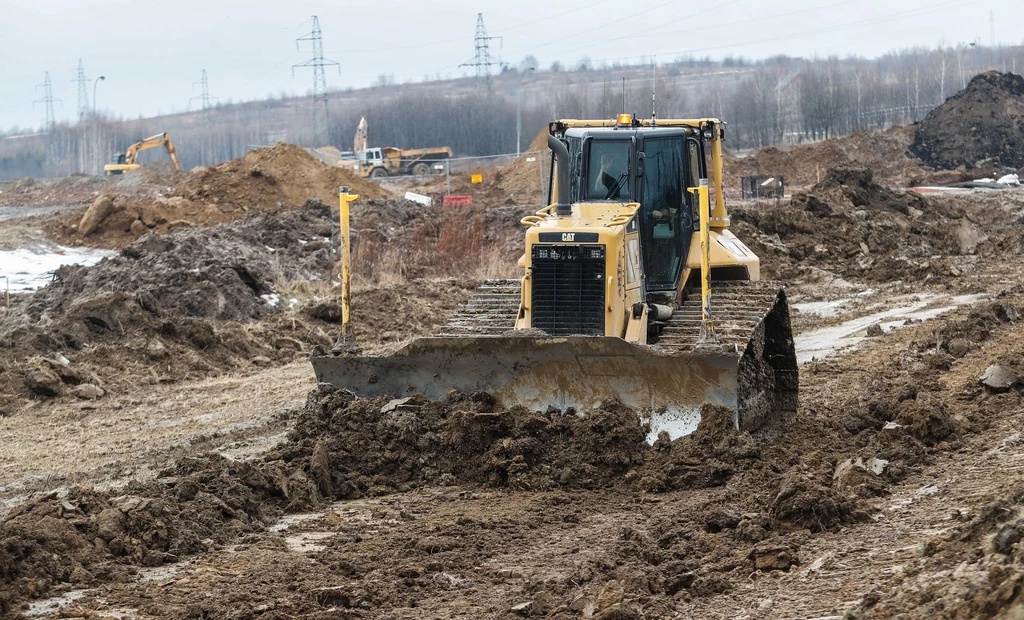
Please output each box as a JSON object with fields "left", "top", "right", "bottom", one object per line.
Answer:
{"left": 104, "top": 132, "right": 181, "bottom": 176}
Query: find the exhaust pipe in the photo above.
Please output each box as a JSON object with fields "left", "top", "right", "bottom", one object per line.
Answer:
{"left": 547, "top": 134, "right": 572, "bottom": 216}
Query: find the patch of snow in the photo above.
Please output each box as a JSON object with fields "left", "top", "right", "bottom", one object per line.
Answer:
{"left": 261, "top": 293, "right": 281, "bottom": 307}
{"left": 0, "top": 244, "right": 115, "bottom": 293}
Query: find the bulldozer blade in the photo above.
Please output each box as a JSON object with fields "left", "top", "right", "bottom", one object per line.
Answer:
{"left": 311, "top": 334, "right": 794, "bottom": 437}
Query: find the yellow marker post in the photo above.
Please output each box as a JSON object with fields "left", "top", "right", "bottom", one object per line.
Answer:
{"left": 688, "top": 181, "right": 716, "bottom": 344}
{"left": 338, "top": 186, "right": 359, "bottom": 339}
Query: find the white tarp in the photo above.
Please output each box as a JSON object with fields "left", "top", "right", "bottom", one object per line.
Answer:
{"left": 404, "top": 191, "right": 433, "bottom": 206}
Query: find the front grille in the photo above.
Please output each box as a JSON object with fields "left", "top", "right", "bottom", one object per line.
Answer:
{"left": 531, "top": 244, "right": 606, "bottom": 336}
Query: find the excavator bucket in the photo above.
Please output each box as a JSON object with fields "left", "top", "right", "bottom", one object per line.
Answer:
{"left": 310, "top": 285, "right": 797, "bottom": 439}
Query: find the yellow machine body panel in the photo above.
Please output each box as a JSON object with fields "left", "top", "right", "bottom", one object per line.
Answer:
{"left": 517, "top": 202, "right": 644, "bottom": 339}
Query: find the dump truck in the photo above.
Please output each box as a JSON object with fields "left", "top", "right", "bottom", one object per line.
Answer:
{"left": 104, "top": 132, "right": 181, "bottom": 176}
{"left": 341, "top": 145, "right": 452, "bottom": 178}
{"left": 313, "top": 114, "right": 798, "bottom": 438}
{"left": 340, "top": 116, "right": 451, "bottom": 178}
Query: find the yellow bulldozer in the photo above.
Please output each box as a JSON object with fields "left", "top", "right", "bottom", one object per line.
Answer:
{"left": 312, "top": 114, "right": 797, "bottom": 438}
{"left": 104, "top": 132, "right": 181, "bottom": 176}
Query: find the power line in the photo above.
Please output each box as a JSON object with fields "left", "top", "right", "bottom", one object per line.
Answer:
{"left": 73, "top": 59, "right": 89, "bottom": 121}
{"left": 293, "top": 15, "right": 340, "bottom": 146}
{"left": 34, "top": 72, "right": 61, "bottom": 132}
{"left": 460, "top": 13, "right": 503, "bottom": 91}
{"left": 191, "top": 69, "right": 218, "bottom": 117}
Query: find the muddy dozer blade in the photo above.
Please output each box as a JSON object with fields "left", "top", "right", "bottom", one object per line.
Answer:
{"left": 313, "top": 336, "right": 736, "bottom": 409}
{"left": 311, "top": 331, "right": 796, "bottom": 436}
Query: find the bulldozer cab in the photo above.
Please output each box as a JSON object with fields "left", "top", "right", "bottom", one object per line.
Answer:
{"left": 558, "top": 126, "right": 705, "bottom": 294}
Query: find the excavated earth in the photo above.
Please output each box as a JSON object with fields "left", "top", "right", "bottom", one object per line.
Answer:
{"left": 2, "top": 154, "right": 1024, "bottom": 617}
{"left": 911, "top": 71, "right": 1024, "bottom": 172}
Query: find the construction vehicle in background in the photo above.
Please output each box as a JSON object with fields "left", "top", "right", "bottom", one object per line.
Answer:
{"left": 347, "top": 145, "right": 452, "bottom": 178}
{"left": 353, "top": 116, "right": 368, "bottom": 156}
{"left": 104, "top": 132, "right": 181, "bottom": 176}
{"left": 339, "top": 116, "right": 451, "bottom": 178}
{"left": 313, "top": 114, "right": 798, "bottom": 438}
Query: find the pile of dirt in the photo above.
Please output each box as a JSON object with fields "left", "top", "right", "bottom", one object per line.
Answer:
{"left": 45, "top": 143, "right": 393, "bottom": 249}
{"left": 0, "top": 455, "right": 298, "bottom": 613}
{"left": 731, "top": 167, "right": 1021, "bottom": 283}
{"left": 911, "top": 71, "right": 1024, "bottom": 171}
{"left": 499, "top": 128, "right": 550, "bottom": 205}
{"left": 174, "top": 142, "right": 389, "bottom": 211}
{"left": 1, "top": 199, "right": 485, "bottom": 409}
{"left": 725, "top": 125, "right": 929, "bottom": 188}
{"left": 0, "top": 200, "right": 337, "bottom": 408}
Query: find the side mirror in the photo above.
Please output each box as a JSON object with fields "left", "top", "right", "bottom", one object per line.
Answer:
{"left": 636, "top": 152, "right": 646, "bottom": 177}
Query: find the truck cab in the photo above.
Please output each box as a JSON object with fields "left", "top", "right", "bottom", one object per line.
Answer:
{"left": 359, "top": 148, "right": 389, "bottom": 178}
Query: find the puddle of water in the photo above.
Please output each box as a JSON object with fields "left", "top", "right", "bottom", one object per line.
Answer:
{"left": 795, "top": 294, "right": 985, "bottom": 364}
{"left": 267, "top": 511, "right": 325, "bottom": 533}
{"left": 792, "top": 299, "right": 854, "bottom": 318}
{"left": 0, "top": 243, "right": 115, "bottom": 292}
{"left": 25, "top": 588, "right": 89, "bottom": 617}
{"left": 284, "top": 530, "right": 335, "bottom": 552}
{"left": 137, "top": 561, "right": 189, "bottom": 582}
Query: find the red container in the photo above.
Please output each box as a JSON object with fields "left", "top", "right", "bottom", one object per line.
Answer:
{"left": 442, "top": 195, "right": 473, "bottom": 207}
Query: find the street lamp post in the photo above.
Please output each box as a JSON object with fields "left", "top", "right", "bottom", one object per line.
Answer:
{"left": 92, "top": 76, "right": 105, "bottom": 175}
{"left": 516, "top": 67, "right": 535, "bottom": 156}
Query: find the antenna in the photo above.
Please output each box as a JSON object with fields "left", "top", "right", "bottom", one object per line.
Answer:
{"left": 990, "top": 9, "right": 995, "bottom": 47}
{"left": 294, "top": 16, "right": 341, "bottom": 147}
{"left": 459, "top": 13, "right": 503, "bottom": 92}
{"left": 651, "top": 56, "right": 657, "bottom": 127}
{"left": 621, "top": 77, "right": 626, "bottom": 114}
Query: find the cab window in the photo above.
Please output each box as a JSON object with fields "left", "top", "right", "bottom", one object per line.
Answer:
{"left": 585, "top": 140, "right": 631, "bottom": 201}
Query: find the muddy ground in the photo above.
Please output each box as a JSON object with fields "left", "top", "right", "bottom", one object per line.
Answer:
{"left": 3, "top": 125, "right": 1024, "bottom": 617}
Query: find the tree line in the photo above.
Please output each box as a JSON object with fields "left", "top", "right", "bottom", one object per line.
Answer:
{"left": 2, "top": 43, "right": 1022, "bottom": 180}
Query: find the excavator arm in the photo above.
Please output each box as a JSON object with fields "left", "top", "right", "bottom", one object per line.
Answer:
{"left": 124, "top": 133, "right": 181, "bottom": 171}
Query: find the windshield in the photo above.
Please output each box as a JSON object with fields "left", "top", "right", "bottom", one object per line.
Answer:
{"left": 586, "top": 140, "right": 631, "bottom": 200}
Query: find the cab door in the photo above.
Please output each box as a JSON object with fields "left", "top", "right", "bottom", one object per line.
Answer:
{"left": 638, "top": 133, "right": 689, "bottom": 291}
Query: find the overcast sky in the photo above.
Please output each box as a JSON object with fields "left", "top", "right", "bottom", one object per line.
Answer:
{"left": 2, "top": 0, "right": 1021, "bottom": 131}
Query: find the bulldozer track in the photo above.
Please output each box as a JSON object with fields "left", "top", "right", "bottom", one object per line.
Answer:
{"left": 437, "top": 279, "right": 785, "bottom": 350}
{"left": 436, "top": 279, "right": 522, "bottom": 337}
{"left": 655, "top": 280, "right": 787, "bottom": 352}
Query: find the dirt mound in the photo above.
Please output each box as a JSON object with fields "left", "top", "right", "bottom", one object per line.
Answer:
{"left": 911, "top": 71, "right": 1024, "bottom": 171}
{"left": 731, "top": 166, "right": 1019, "bottom": 283}
{"left": 499, "top": 128, "right": 550, "bottom": 205}
{"left": 46, "top": 143, "right": 393, "bottom": 249}
{"left": 0, "top": 455, "right": 296, "bottom": 611}
{"left": 174, "top": 142, "right": 389, "bottom": 211}
{"left": 1, "top": 200, "right": 483, "bottom": 408}
{"left": 725, "top": 125, "right": 928, "bottom": 188}
{"left": 0, "top": 200, "right": 338, "bottom": 407}
{"left": 279, "top": 391, "right": 771, "bottom": 497}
